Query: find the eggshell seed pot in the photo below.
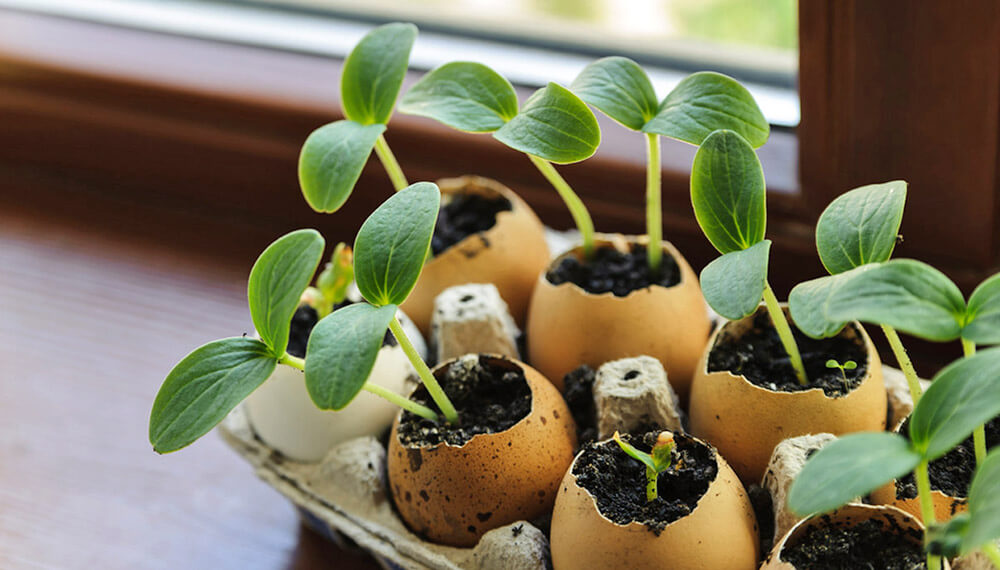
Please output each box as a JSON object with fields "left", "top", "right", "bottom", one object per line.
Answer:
{"left": 527, "top": 235, "right": 710, "bottom": 397}
{"left": 689, "top": 305, "right": 887, "bottom": 483}
{"left": 245, "top": 309, "right": 426, "bottom": 463}
{"left": 400, "top": 176, "right": 550, "bottom": 335}
{"left": 387, "top": 355, "right": 576, "bottom": 547}
{"left": 760, "top": 504, "right": 930, "bottom": 569}
{"left": 550, "top": 433, "right": 759, "bottom": 570}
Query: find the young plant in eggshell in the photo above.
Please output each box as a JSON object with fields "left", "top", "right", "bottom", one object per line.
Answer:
{"left": 302, "top": 182, "right": 577, "bottom": 547}
{"left": 686, "top": 130, "right": 886, "bottom": 483}
{"left": 550, "top": 431, "right": 758, "bottom": 570}
{"left": 298, "top": 24, "right": 550, "bottom": 333}
{"left": 786, "top": 348, "right": 1000, "bottom": 570}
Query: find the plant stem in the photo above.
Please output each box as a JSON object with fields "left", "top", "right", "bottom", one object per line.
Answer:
{"left": 278, "top": 352, "right": 305, "bottom": 370}
{"left": 881, "top": 325, "right": 923, "bottom": 403}
{"left": 363, "top": 382, "right": 439, "bottom": 421}
{"left": 982, "top": 541, "right": 1000, "bottom": 569}
{"left": 645, "top": 466, "right": 658, "bottom": 502}
{"left": 388, "top": 316, "right": 459, "bottom": 424}
{"left": 373, "top": 134, "right": 408, "bottom": 191}
{"left": 962, "top": 338, "right": 988, "bottom": 465}
{"left": 527, "top": 154, "right": 596, "bottom": 258}
{"left": 645, "top": 133, "right": 662, "bottom": 273}
{"left": 915, "top": 460, "right": 942, "bottom": 570}
{"left": 761, "top": 282, "right": 809, "bottom": 385}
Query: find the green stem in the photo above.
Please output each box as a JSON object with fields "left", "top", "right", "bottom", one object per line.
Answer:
{"left": 645, "top": 133, "right": 662, "bottom": 273}
{"left": 527, "top": 154, "right": 596, "bottom": 258}
{"left": 982, "top": 541, "right": 1000, "bottom": 569}
{"left": 388, "top": 316, "right": 459, "bottom": 424}
{"left": 645, "top": 466, "right": 658, "bottom": 502}
{"left": 962, "top": 339, "right": 988, "bottom": 465}
{"left": 278, "top": 352, "right": 305, "bottom": 370}
{"left": 363, "top": 382, "right": 439, "bottom": 421}
{"left": 881, "top": 325, "right": 923, "bottom": 403}
{"left": 915, "top": 461, "right": 941, "bottom": 570}
{"left": 761, "top": 282, "right": 808, "bottom": 385}
{"left": 373, "top": 134, "right": 408, "bottom": 191}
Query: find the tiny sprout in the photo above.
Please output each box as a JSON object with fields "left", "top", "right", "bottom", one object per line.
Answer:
{"left": 825, "top": 359, "right": 857, "bottom": 387}
{"left": 612, "top": 431, "right": 677, "bottom": 502}
{"left": 311, "top": 243, "right": 354, "bottom": 318}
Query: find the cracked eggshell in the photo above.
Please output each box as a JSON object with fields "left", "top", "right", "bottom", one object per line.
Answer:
{"left": 526, "top": 235, "right": 710, "bottom": 397}
{"left": 550, "top": 432, "right": 759, "bottom": 570}
{"left": 761, "top": 504, "right": 929, "bottom": 569}
{"left": 689, "top": 306, "right": 887, "bottom": 484}
{"left": 244, "top": 307, "right": 425, "bottom": 463}
{"left": 400, "top": 175, "right": 550, "bottom": 335}
{"left": 387, "top": 355, "right": 576, "bottom": 548}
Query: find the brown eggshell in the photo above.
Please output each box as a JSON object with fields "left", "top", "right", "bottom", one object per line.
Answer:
{"left": 526, "top": 234, "right": 710, "bottom": 397}
{"left": 550, "top": 432, "right": 759, "bottom": 570}
{"left": 400, "top": 176, "right": 550, "bottom": 335}
{"left": 689, "top": 305, "right": 887, "bottom": 484}
{"left": 761, "top": 504, "right": 929, "bottom": 569}
{"left": 387, "top": 355, "right": 577, "bottom": 547}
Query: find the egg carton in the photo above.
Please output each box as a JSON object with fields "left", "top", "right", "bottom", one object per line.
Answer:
{"left": 217, "top": 275, "right": 923, "bottom": 569}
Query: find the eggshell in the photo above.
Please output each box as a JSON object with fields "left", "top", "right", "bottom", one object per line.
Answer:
{"left": 400, "top": 176, "right": 550, "bottom": 335}
{"left": 244, "top": 307, "right": 425, "bottom": 462}
{"left": 526, "top": 234, "right": 710, "bottom": 397}
{"left": 387, "top": 354, "right": 577, "bottom": 547}
{"left": 761, "top": 504, "right": 929, "bottom": 569}
{"left": 550, "top": 432, "right": 759, "bottom": 570}
{"left": 689, "top": 305, "right": 887, "bottom": 484}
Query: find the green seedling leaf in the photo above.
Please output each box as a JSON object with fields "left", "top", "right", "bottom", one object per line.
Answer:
{"left": 816, "top": 181, "right": 907, "bottom": 274}
{"left": 399, "top": 61, "right": 518, "bottom": 133}
{"left": 788, "top": 260, "right": 965, "bottom": 341}
{"left": 644, "top": 72, "right": 769, "bottom": 147}
{"left": 690, "top": 129, "right": 766, "bottom": 254}
{"left": 612, "top": 431, "right": 657, "bottom": 472}
{"left": 150, "top": 338, "right": 276, "bottom": 453}
{"left": 787, "top": 432, "right": 920, "bottom": 516}
{"left": 298, "top": 120, "right": 386, "bottom": 213}
{"left": 354, "top": 182, "right": 440, "bottom": 306}
{"left": 304, "top": 303, "right": 396, "bottom": 410}
{"left": 963, "top": 273, "right": 1000, "bottom": 344}
{"left": 494, "top": 82, "right": 601, "bottom": 164}
{"left": 963, "top": 448, "right": 1000, "bottom": 552}
{"left": 700, "top": 240, "right": 770, "bottom": 320}
{"left": 341, "top": 22, "right": 417, "bottom": 125}
{"left": 570, "top": 56, "right": 658, "bottom": 131}
{"left": 909, "top": 346, "right": 1000, "bottom": 460}
{"left": 248, "top": 229, "right": 325, "bottom": 356}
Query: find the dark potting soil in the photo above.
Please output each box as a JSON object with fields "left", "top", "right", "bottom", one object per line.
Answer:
{"left": 430, "top": 193, "right": 512, "bottom": 256}
{"left": 780, "top": 517, "right": 925, "bottom": 569}
{"left": 707, "top": 310, "right": 868, "bottom": 396}
{"left": 896, "top": 415, "right": 1000, "bottom": 500}
{"left": 573, "top": 432, "right": 717, "bottom": 534}
{"left": 285, "top": 302, "right": 396, "bottom": 358}
{"left": 396, "top": 355, "right": 531, "bottom": 447}
{"left": 546, "top": 244, "right": 681, "bottom": 297}
{"left": 562, "top": 365, "right": 598, "bottom": 446}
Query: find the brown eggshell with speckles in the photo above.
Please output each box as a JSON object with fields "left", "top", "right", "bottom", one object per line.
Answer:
{"left": 400, "top": 176, "right": 549, "bottom": 335}
{"left": 526, "top": 234, "right": 710, "bottom": 397}
{"left": 387, "top": 355, "right": 576, "bottom": 547}
{"left": 689, "top": 305, "right": 887, "bottom": 484}
{"left": 550, "top": 432, "right": 759, "bottom": 570}
{"left": 761, "top": 504, "right": 933, "bottom": 569}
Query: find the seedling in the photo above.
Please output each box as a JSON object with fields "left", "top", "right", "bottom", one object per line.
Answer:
{"left": 398, "top": 62, "right": 601, "bottom": 257}
{"left": 824, "top": 359, "right": 856, "bottom": 388}
{"left": 612, "top": 431, "right": 677, "bottom": 502}
{"left": 298, "top": 22, "right": 416, "bottom": 212}
{"left": 787, "top": 347, "right": 1000, "bottom": 570}
{"left": 926, "top": 448, "right": 1000, "bottom": 567}
{"left": 301, "top": 182, "right": 459, "bottom": 424}
{"left": 149, "top": 228, "right": 328, "bottom": 453}
{"left": 570, "top": 58, "right": 768, "bottom": 273}
{"left": 689, "top": 129, "right": 808, "bottom": 384}
{"left": 303, "top": 242, "right": 354, "bottom": 319}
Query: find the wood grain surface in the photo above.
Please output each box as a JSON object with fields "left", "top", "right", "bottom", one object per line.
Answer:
{"left": 0, "top": 202, "right": 379, "bottom": 569}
